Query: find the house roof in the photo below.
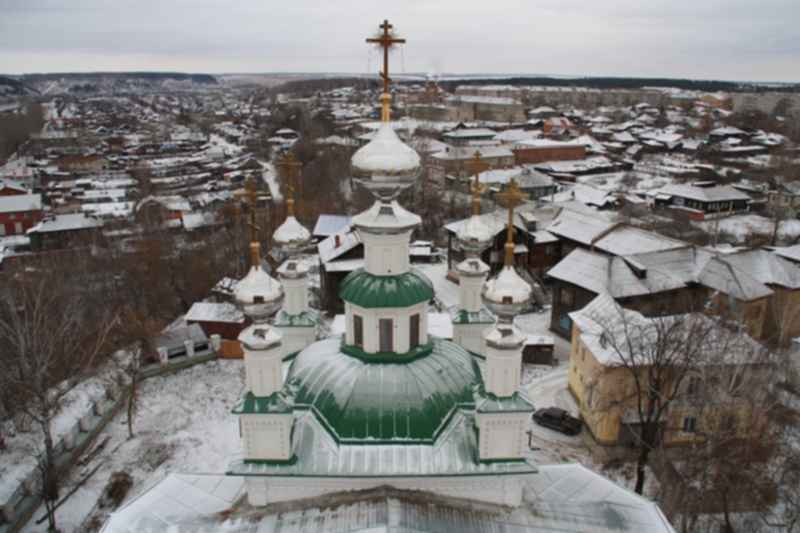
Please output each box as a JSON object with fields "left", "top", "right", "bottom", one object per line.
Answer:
{"left": 185, "top": 302, "right": 244, "bottom": 324}
{"left": 720, "top": 249, "right": 800, "bottom": 289}
{"left": 27, "top": 213, "right": 101, "bottom": 234}
{"left": 546, "top": 209, "right": 618, "bottom": 246}
{"left": 318, "top": 229, "right": 361, "bottom": 264}
{"left": 312, "top": 214, "right": 352, "bottom": 237}
{"left": 0, "top": 193, "right": 41, "bottom": 214}
{"left": 570, "top": 293, "right": 763, "bottom": 368}
{"left": 655, "top": 184, "right": 751, "bottom": 203}
{"left": 548, "top": 246, "right": 773, "bottom": 301}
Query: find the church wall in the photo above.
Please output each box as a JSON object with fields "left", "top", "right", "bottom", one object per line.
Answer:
{"left": 361, "top": 230, "right": 412, "bottom": 276}
{"left": 345, "top": 301, "right": 428, "bottom": 354}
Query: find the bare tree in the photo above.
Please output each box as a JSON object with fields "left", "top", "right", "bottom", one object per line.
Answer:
{"left": 0, "top": 257, "right": 117, "bottom": 531}
{"left": 584, "top": 300, "right": 728, "bottom": 494}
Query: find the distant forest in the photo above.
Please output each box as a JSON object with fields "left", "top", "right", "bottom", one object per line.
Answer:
{"left": 436, "top": 76, "right": 800, "bottom": 93}
{"left": 19, "top": 72, "right": 218, "bottom": 84}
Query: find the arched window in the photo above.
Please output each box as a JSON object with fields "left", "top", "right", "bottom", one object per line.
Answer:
{"left": 379, "top": 318, "right": 393, "bottom": 352}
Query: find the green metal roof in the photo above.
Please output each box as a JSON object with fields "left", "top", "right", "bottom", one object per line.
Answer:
{"left": 285, "top": 336, "right": 483, "bottom": 444}
{"left": 273, "top": 310, "right": 319, "bottom": 328}
{"left": 228, "top": 410, "right": 537, "bottom": 478}
{"left": 339, "top": 268, "right": 434, "bottom": 309}
{"left": 452, "top": 307, "right": 496, "bottom": 325}
{"left": 232, "top": 391, "right": 294, "bottom": 415}
{"left": 475, "top": 391, "right": 535, "bottom": 414}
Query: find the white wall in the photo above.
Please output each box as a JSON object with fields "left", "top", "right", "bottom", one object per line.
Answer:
{"left": 475, "top": 412, "right": 530, "bottom": 461}
{"left": 452, "top": 323, "right": 491, "bottom": 356}
{"left": 345, "top": 301, "right": 428, "bottom": 354}
{"left": 484, "top": 344, "right": 522, "bottom": 398}
{"left": 243, "top": 342, "right": 283, "bottom": 397}
{"left": 241, "top": 413, "right": 293, "bottom": 461}
{"left": 361, "top": 230, "right": 412, "bottom": 276}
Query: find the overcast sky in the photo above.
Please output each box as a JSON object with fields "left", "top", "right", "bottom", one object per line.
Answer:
{"left": 1, "top": 0, "right": 798, "bottom": 82}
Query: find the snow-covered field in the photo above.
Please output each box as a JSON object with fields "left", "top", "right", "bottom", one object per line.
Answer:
{"left": 20, "top": 360, "right": 245, "bottom": 533}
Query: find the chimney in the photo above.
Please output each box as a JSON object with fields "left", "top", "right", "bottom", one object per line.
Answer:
{"left": 335, "top": 234, "right": 341, "bottom": 248}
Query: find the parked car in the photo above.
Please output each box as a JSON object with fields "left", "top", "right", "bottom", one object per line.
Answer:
{"left": 533, "top": 407, "right": 582, "bottom": 436}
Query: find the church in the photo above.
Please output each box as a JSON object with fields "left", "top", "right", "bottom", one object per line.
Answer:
{"left": 102, "top": 21, "right": 676, "bottom": 532}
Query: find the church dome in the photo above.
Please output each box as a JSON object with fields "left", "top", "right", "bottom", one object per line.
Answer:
{"left": 234, "top": 265, "right": 284, "bottom": 319}
{"left": 284, "top": 336, "right": 481, "bottom": 443}
{"left": 456, "top": 214, "right": 494, "bottom": 256}
{"left": 482, "top": 265, "right": 531, "bottom": 318}
{"left": 339, "top": 267, "right": 433, "bottom": 308}
{"left": 351, "top": 123, "right": 421, "bottom": 199}
{"left": 273, "top": 215, "right": 311, "bottom": 254}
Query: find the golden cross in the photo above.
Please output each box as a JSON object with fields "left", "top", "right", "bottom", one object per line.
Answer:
{"left": 495, "top": 178, "right": 528, "bottom": 267}
{"left": 234, "top": 175, "right": 263, "bottom": 267}
{"left": 366, "top": 19, "right": 405, "bottom": 96}
{"left": 466, "top": 150, "right": 489, "bottom": 216}
{"left": 276, "top": 151, "right": 302, "bottom": 217}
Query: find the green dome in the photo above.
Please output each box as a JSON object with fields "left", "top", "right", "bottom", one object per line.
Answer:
{"left": 285, "top": 336, "right": 481, "bottom": 444}
{"left": 339, "top": 268, "right": 434, "bottom": 309}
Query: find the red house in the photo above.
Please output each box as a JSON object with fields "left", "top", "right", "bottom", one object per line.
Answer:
{"left": 0, "top": 194, "right": 43, "bottom": 236}
{"left": 0, "top": 179, "right": 29, "bottom": 196}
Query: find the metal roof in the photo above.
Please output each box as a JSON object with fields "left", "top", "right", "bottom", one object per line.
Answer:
{"left": 280, "top": 337, "right": 481, "bottom": 444}
{"left": 340, "top": 268, "right": 434, "bottom": 309}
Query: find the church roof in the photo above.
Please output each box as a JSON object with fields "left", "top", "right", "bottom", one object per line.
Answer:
{"left": 340, "top": 268, "right": 434, "bottom": 309}
{"left": 273, "top": 215, "right": 311, "bottom": 251}
{"left": 228, "top": 409, "right": 535, "bottom": 478}
{"left": 280, "top": 336, "right": 481, "bottom": 444}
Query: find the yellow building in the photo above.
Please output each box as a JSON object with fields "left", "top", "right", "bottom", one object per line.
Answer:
{"left": 567, "top": 293, "right": 767, "bottom": 448}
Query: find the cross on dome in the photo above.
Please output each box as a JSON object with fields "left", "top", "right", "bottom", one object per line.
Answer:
{"left": 467, "top": 150, "right": 489, "bottom": 217}
{"left": 495, "top": 178, "right": 528, "bottom": 267}
{"left": 277, "top": 151, "right": 302, "bottom": 218}
{"left": 366, "top": 19, "right": 406, "bottom": 122}
{"left": 235, "top": 175, "right": 264, "bottom": 268}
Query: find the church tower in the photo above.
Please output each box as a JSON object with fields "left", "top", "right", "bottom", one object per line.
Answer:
{"left": 272, "top": 152, "right": 318, "bottom": 356}
{"left": 452, "top": 151, "right": 496, "bottom": 355}
{"left": 475, "top": 178, "right": 534, "bottom": 462}
{"left": 232, "top": 177, "right": 293, "bottom": 463}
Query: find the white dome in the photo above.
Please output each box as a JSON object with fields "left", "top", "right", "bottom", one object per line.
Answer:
{"left": 351, "top": 124, "right": 420, "bottom": 178}
{"left": 457, "top": 215, "right": 494, "bottom": 254}
{"left": 483, "top": 266, "right": 532, "bottom": 305}
{"left": 273, "top": 216, "right": 311, "bottom": 251}
{"left": 234, "top": 266, "right": 283, "bottom": 319}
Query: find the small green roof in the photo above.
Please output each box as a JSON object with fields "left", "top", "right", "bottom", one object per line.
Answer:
{"left": 273, "top": 310, "right": 319, "bottom": 328}
{"left": 232, "top": 391, "right": 294, "bottom": 415}
{"left": 452, "top": 307, "right": 496, "bottom": 325}
{"left": 339, "top": 268, "right": 434, "bottom": 309}
{"left": 475, "top": 391, "right": 534, "bottom": 414}
{"left": 285, "top": 336, "right": 482, "bottom": 444}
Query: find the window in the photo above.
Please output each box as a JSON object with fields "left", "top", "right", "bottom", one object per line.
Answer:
{"left": 379, "top": 318, "right": 393, "bottom": 352}
{"left": 686, "top": 376, "right": 702, "bottom": 398}
{"left": 561, "top": 287, "right": 574, "bottom": 307}
{"left": 353, "top": 315, "right": 363, "bottom": 348}
{"left": 682, "top": 416, "right": 697, "bottom": 433}
{"left": 409, "top": 314, "right": 420, "bottom": 348}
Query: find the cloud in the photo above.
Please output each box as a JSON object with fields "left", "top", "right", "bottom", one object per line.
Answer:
{"left": 0, "top": 0, "right": 798, "bottom": 81}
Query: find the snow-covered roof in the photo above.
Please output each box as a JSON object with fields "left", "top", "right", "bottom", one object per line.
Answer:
{"left": 570, "top": 293, "right": 763, "bottom": 368}
{"left": 483, "top": 266, "right": 532, "bottom": 305}
{"left": 548, "top": 246, "right": 774, "bottom": 302}
{"left": 101, "top": 464, "right": 676, "bottom": 532}
{"left": 442, "top": 127, "right": 497, "bottom": 139}
{"left": 655, "top": 184, "right": 751, "bottom": 203}
{"left": 720, "top": 249, "right": 800, "bottom": 289}
{"left": 27, "top": 212, "right": 102, "bottom": 234}
{"left": 771, "top": 244, "right": 800, "bottom": 264}
{"left": 0, "top": 193, "right": 41, "bottom": 214}
{"left": 546, "top": 209, "right": 618, "bottom": 246}
{"left": 185, "top": 302, "right": 244, "bottom": 324}
{"left": 318, "top": 229, "right": 361, "bottom": 263}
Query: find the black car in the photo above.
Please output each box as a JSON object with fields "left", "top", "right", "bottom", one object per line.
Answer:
{"left": 533, "top": 407, "right": 582, "bottom": 436}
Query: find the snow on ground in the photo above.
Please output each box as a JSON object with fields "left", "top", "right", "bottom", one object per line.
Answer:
{"left": 20, "top": 359, "right": 245, "bottom": 533}
{"left": 695, "top": 214, "right": 800, "bottom": 244}
{"left": 1, "top": 378, "right": 108, "bottom": 504}
{"left": 209, "top": 133, "right": 244, "bottom": 158}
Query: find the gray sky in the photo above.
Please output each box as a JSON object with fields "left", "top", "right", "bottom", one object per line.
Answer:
{"left": 1, "top": 0, "right": 798, "bottom": 82}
